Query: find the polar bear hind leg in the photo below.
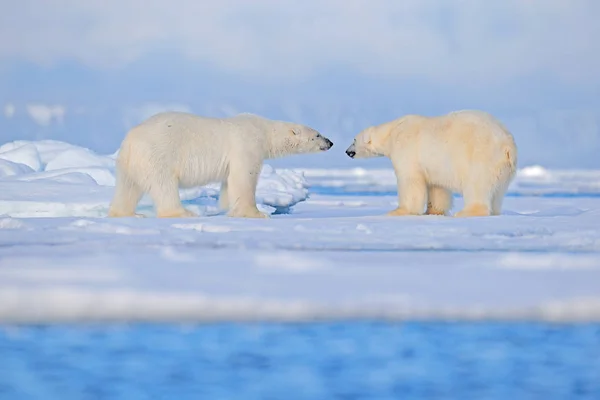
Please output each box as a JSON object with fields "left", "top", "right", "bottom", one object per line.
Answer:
{"left": 454, "top": 178, "right": 493, "bottom": 217}
{"left": 490, "top": 192, "right": 504, "bottom": 216}
{"left": 458, "top": 162, "right": 514, "bottom": 217}
{"left": 108, "top": 171, "right": 145, "bottom": 217}
{"left": 490, "top": 180, "right": 510, "bottom": 216}
{"left": 490, "top": 174, "right": 513, "bottom": 216}
{"left": 425, "top": 185, "right": 453, "bottom": 216}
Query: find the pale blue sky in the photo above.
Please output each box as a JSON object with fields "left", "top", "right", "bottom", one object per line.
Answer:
{"left": 1, "top": 0, "right": 599, "bottom": 168}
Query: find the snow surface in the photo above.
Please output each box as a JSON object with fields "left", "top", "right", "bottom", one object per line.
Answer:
{"left": 0, "top": 140, "right": 599, "bottom": 324}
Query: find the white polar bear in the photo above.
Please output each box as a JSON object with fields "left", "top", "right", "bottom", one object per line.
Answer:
{"left": 108, "top": 111, "right": 333, "bottom": 218}
{"left": 345, "top": 110, "right": 517, "bottom": 217}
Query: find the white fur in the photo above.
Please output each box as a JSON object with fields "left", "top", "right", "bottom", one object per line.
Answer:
{"left": 345, "top": 110, "right": 518, "bottom": 217}
{"left": 108, "top": 112, "right": 333, "bottom": 218}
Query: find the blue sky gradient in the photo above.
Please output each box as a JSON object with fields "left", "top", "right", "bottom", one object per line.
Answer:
{"left": 1, "top": 1, "right": 599, "bottom": 169}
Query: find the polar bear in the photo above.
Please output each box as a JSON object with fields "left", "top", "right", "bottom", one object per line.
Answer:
{"left": 345, "top": 110, "right": 517, "bottom": 217}
{"left": 108, "top": 111, "right": 333, "bottom": 218}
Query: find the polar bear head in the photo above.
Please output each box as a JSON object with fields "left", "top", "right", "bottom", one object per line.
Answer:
{"left": 270, "top": 122, "right": 334, "bottom": 158}
{"left": 345, "top": 125, "right": 391, "bottom": 159}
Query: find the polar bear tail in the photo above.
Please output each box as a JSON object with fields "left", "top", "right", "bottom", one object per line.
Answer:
{"left": 504, "top": 143, "right": 517, "bottom": 175}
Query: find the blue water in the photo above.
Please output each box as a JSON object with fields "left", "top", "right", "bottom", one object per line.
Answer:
{"left": 1, "top": 322, "right": 599, "bottom": 399}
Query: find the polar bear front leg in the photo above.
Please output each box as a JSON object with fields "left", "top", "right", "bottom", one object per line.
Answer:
{"left": 226, "top": 164, "right": 269, "bottom": 219}
{"left": 387, "top": 173, "right": 427, "bottom": 216}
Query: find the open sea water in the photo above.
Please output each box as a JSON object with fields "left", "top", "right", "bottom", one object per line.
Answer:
{"left": 1, "top": 322, "right": 599, "bottom": 399}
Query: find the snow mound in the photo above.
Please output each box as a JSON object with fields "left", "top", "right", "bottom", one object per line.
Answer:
{"left": 45, "top": 147, "right": 115, "bottom": 171}
{"left": 0, "top": 140, "right": 80, "bottom": 166}
{"left": 0, "top": 140, "right": 310, "bottom": 217}
{"left": 519, "top": 165, "right": 550, "bottom": 179}
{"left": 7, "top": 168, "right": 115, "bottom": 186}
{"left": 0, "top": 143, "right": 43, "bottom": 171}
{"left": 257, "top": 165, "right": 308, "bottom": 210}
{"left": 0, "top": 159, "right": 34, "bottom": 178}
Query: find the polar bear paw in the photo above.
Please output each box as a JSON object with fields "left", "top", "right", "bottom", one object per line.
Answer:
{"left": 386, "top": 207, "right": 419, "bottom": 217}
{"left": 425, "top": 206, "right": 447, "bottom": 216}
{"left": 228, "top": 207, "right": 270, "bottom": 219}
{"left": 454, "top": 204, "right": 490, "bottom": 218}
{"left": 107, "top": 210, "right": 147, "bottom": 218}
{"left": 157, "top": 208, "right": 198, "bottom": 218}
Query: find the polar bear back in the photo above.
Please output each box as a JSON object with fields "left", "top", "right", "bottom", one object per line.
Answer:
{"left": 396, "top": 110, "right": 517, "bottom": 191}
{"left": 117, "top": 112, "right": 269, "bottom": 189}
{"left": 424, "top": 110, "right": 513, "bottom": 156}
{"left": 126, "top": 111, "right": 267, "bottom": 154}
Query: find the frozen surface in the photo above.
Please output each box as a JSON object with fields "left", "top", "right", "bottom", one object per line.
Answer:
{"left": 0, "top": 140, "right": 599, "bottom": 323}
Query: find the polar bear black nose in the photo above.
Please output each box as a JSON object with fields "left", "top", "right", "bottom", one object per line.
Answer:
{"left": 346, "top": 149, "right": 356, "bottom": 158}
{"left": 320, "top": 138, "right": 334, "bottom": 151}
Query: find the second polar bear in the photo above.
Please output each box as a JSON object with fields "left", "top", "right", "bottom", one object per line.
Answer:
{"left": 108, "top": 112, "right": 333, "bottom": 218}
{"left": 345, "top": 110, "right": 517, "bottom": 217}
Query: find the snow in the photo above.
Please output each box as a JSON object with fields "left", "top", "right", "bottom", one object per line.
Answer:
{"left": 44, "top": 147, "right": 115, "bottom": 171}
{"left": 0, "top": 140, "right": 599, "bottom": 324}
{"left": 0, "top": 140, "right": 98, "bottom": 166}
{"left": 0, "top": 143, "right": 43, "bottom": 171}
{"left": 0, "top": 159, "right": 34, "bottom": 178}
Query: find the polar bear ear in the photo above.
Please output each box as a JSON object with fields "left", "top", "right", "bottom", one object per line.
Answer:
{"left": 360, "top": 130, "right": 372, "bottom": 145}
{"left": 290, "top": 129, "right": 300, "bottom": 136}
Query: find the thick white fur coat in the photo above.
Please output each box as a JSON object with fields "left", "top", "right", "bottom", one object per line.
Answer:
{"left": 108, "top": 112, "right": 333, "bottom": 218}
{"left": 346, "top": 110, "right": 517, "bottom": 217}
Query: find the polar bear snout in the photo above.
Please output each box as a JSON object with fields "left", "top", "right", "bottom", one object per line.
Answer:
{"left": 345, "top": 144, "right": 356, "bottom": 158}
{"left": 320, "top": 138, "right": 334, "bottom": 151}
